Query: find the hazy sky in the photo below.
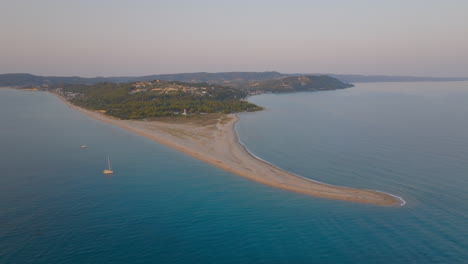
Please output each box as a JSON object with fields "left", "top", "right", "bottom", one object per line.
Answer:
{"left": 1, "top": 0, "right": 467, "bottom": 77}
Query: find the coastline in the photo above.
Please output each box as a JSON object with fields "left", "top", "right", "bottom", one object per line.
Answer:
{"left": 49, "top": 91, "right": 403, "bottom": 206}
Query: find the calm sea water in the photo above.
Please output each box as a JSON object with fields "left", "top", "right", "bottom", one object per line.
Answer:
{"left": 1, "top": 82, "right": 467, "bottom": 263}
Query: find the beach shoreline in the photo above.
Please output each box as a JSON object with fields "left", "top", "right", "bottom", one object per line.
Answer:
{"left": 48, "top": 90, "right": 403, "bottom": 206}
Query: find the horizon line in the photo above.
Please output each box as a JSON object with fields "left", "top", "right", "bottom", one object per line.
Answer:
{"left": 1, "top": 72, "right": 467, "bottom": 80}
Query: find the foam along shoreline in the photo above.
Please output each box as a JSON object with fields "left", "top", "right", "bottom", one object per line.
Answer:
{"left": 50, "top": 92, "right": 403, "bottom": 206}
{"left": 234, "top": 125, "right": 407, "bottom": 207}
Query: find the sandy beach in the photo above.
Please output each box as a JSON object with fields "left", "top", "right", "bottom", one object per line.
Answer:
{"left": 51, "top": 92, "right": 402, "bottom": 206}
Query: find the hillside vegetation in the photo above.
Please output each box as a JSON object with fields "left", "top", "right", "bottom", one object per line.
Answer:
{"left": 245, "top": 75, "right": 353, "bottom": 93}
{"left": 51, "top": 81, "right": 261, "bottom": 119}
{"left": 10, "top": 74, "right": 357, "bottom": 120}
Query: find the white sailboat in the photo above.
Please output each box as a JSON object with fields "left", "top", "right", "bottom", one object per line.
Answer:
{"left": 103, "top": 156, "right": 114, "bottom": 174}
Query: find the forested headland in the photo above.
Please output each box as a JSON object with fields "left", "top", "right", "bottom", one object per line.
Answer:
{"left": 13, "top": 74, "right": 356, "bottom": 120}
{"left": 48, "top": 81, "right": 262, "bottom": 119}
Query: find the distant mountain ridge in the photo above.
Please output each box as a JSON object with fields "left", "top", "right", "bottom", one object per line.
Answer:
{"left": 0, "top": 72, "right": 288, "bottom": 87}
{"left": 1, "top": 72, "right": 466, "bottom": 87}
{"left": 137, "top": 71, "right": 286, "bottom": 83}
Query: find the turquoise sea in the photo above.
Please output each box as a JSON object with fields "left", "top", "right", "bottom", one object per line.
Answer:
{"left": 1, "top": 82, "right": 467, "bottom": 263}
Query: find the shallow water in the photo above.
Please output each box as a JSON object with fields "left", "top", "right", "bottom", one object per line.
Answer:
{"left": 1, "top": 82, "right": 467, "bottom": 263}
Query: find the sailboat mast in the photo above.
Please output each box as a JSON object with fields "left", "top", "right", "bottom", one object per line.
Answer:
{"left": 107, "top": 156, "right": 112, "bottom": 170}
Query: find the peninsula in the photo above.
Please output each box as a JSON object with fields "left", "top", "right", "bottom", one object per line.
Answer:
{"left": 13, "top": 75, "right": 403, "bottom": 206}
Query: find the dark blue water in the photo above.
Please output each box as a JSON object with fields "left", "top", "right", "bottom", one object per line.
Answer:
{"left": 1, "top": 82, "right": 467, "bottom": 263}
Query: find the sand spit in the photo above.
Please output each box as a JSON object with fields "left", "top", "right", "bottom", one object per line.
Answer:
{"left": 51, "top": 93, "right": 402, "bottom": 206}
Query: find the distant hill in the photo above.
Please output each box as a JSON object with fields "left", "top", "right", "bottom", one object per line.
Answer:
{"left": 137, "top": 71, "right": 286, "bottom": 83}
{"left": 326, "top": 74, "right": 468, "bottom": 83}
{"left": 246, "top": 75, "right": 353, "bottom": 93}
{"left": 0, "top": 72, "right": 287, "bottom": 87}
{"left": 1, "top": 72, "right": 466, "bottom": 87}
{"left": 0, "top": 73, "right": 113, "bottom": 87}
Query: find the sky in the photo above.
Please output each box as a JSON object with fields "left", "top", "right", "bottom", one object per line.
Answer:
{"left": 1, "top": 0, "right": 467, "bottom": 77}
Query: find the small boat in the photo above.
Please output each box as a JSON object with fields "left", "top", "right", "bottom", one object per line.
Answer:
{"left": 81, "top": 145, "right": 87, "bottom": 148}
{"left": 103, "top": 156, "right": 114, "bottom": 174}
